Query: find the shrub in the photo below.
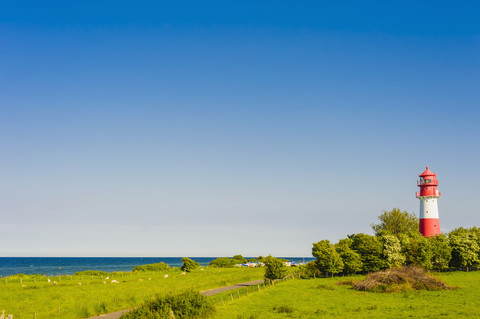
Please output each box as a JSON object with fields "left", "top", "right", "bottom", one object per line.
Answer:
{"left": 273, "top": 305, "right": 295, "bottom": 313}
{"left": 299, "top": 261, "right": 321, "bottom": 279}
{"left": 208, "top": 255, "right": 252, "bottom": 268}
{"left": 232, "top": 255, "right": 247, "bottom": 263}
{"left": 264, "top": 256, "right": 287, "bottom": 282}
{"left": 78, "top": 306, "right": 91, "bottom": 318}
{"left": 120, "top": 290, "right": 215, "bottom": 319}
{"left": 350, "top": 233, "right": 387, "bottom": 272}
{"left": 449, "top": 231, "right": 480, "bottom": 271}
{"left": 208, "top": 257, "right": 236, "bottom": 268}
{"left": 94, "top": 301, "right": 109, "bottom": 315}
{"left": 312, "top": 240, "right": 344, "bottom": 276}
{"left": 133, "top": 262, "right": 171, "bottom": 272}
{"left": 335, "top": 239, "right": 362, "bottom": 275}
{"left": 181, "top": 257, "right": 200, "bottom": 272}
{"left": 381, "top": 234, "right": 405, "bottom": 268}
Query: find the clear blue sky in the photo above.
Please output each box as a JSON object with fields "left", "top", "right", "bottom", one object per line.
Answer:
{"left": 1, "top": 1, "right": 479, "bottom": 257}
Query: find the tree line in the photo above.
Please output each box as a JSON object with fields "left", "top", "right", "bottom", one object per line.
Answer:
{"left": 308, "top": 208, "right": 480, "bottom": 277}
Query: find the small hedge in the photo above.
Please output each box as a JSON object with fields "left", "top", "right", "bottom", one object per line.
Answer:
{"left": 208, "top": 257, "right": 237, "bottom": 268}
{"left": 132, "top": 262, "right": 171, "bottom": 272}
{"left": 208, "top": 256, "right": 248, "bottom": 268}
{"left": 181, "top": 257, "right": 200, "bottom": 272}
{"left": 120, "top": 290, "right": 215, "bottom": 319}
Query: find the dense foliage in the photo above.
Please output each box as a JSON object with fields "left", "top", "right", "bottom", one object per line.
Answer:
{"left": 335, "top": 239, "right": 362, "bottom": 275}
{"left": 120, "top": 290, "right": 215, "bottom": 319}
{"left": 308, "top": 208, "right": 480, "bottom": 277}
{"left": 371, "top": 208, "right": 419, "bottom": 235}
{"left": 299, "top": 261, "right": 322, "bottom": 279}
{"left": 132, "top": 262, "right": 171, "bottom": 272}
{"left": 181, "top": 257, "right": 200, "bottom": 272}
{"left": 264, "top": 256, "right": 287, "bottom": 282}
{"left": 208, "top": 255, "right": 248, "bottom": 268}
{"left": 312, "top": 240, "right": 343, "bottom": 276}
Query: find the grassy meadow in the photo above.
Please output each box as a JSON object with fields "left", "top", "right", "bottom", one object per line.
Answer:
{"left": 211, "top": 271, "right": 480, "bottom": 318}
{"left": 1, "top": 267, "right": 264, "bottom": 318}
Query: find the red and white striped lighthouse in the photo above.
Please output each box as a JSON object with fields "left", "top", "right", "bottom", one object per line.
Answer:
{"left": 415, "top": 166, "right": 441, "bottom": 237}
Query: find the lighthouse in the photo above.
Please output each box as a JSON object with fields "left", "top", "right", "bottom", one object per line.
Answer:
{"left": 416, "top": 166, "right": 441, "bottom": 237}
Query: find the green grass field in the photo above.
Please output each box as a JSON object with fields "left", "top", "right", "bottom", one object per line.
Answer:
{"left": 1, "top": 267, "right": 264, "bottom": 319}
{"left": 211, "top": 271, "right": 480, "bottom": 318}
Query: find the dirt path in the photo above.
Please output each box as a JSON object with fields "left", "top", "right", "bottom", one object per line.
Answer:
{"left": 200, "top": 279, "right": 264, "bottom": 296}
{"left": 88, "top": 279, "right": 264, "bottom": 319}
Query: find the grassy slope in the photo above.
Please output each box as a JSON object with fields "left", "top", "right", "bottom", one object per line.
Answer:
{"left": 212, "top": 271, "right": 480, "bottom": 318}
{"left": 2, "top": 268, "right": 264, "bottom": 319}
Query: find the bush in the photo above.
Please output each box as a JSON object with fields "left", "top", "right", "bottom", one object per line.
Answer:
{"left": 78, "top": 306, "right": 91, "bottom": 318}
{"left": 273, "top": 305, "right": 295, "bottom": 314}
{"left": 312, "top": 240, "right": 344, "bottom": 276}
{"left": 232, "top": 255, "right": 247, "bottom": 263}
{"left": 94, "top": 301, "right": 109, "bottom": 315}
{"left": 300, "top": 261, "right": 321, "bottom": 279}
{"left": 264, "top": 256, "right": 287, "bottom": 282}
{"left": 133, "top": 262, "right": 171, "bottom": 272}
{"left": 208, "top": 257, "right": 236, "bottom": 268}
{"left": 181, "top": 257, "right": 200, "bottom": 272}
{"left": 120, "top": 290, "right": 215, "bottom": 319}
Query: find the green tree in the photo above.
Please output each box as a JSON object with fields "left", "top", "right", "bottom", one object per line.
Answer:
{"left": 449, "top": 231, "right": 480, "bottom": 271}
{"left": 470, "top": 227, "right": 480, "bottom": 249}
{"left": 381, "top": 234, "right": 406, "bottom": 268}
{"left": 312, "top": 240, "right": 344, "bottom": 276}
{"left": 430, "top": 234, "right": 451, "bottom": 270}
{"left": 232, "top": 255, "right": 247, "bottom": 264}
{"left": 350, "top": 233, "right": 386, "bottom": 272}
{"left": 299, "top": 261, "right": 322, "bottom": 279}
{"left": 371, "top": 208, "right": 419, "bottom": 235}
{"left": 335, "top": 239, "right": 362, "bottom": 275}
{"left": 132, "top": 262, "right": 171, "bottom": 272}
{"left": 264, "top": 256, "right": 287, "bottom": 282}
{"left": 398, "top": 232, "right": 425, "bottom": 266}
{"left": 208, "top": 257, "right": 236, "bottom": 268}
{"left": 181, "top": 257, "right": 199, "bottom": 272}
{"left": 416, "top": 235, "right": 434, "bottom": 269}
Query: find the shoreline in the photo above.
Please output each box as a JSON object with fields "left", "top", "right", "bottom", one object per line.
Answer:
{"left": 0, "top": 256, "right": 315, "bottom": 277}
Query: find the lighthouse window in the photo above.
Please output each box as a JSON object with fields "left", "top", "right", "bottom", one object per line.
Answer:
{"left": 425, "top": 179, "right": 432, "bottom": 183}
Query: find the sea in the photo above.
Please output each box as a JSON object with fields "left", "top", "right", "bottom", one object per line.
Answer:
{"left": 0, "top": 257, "right": 315, "bottom": 277}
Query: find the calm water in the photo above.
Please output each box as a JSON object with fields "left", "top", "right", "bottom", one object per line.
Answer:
{"left": 0, "top": 257, "right": 315, "bottom": 277}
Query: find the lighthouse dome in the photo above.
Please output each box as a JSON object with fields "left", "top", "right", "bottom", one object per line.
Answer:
{"left": 419, "top": 166, "right": 436, "bottom": 177}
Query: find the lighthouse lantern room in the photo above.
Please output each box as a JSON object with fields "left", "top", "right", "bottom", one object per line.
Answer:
{"left": 416, "top": 166, "right": 441, "bottom": 237}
